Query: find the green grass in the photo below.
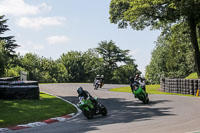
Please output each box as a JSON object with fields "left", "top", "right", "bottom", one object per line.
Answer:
{"left": 110, "top": 84, "right": 195, "bottom": 97}
{"left": 185, "top": 72, "right": 198, "bottom": 79}
{"left": 0, "top": 92, "right": 77, "bottom": 128}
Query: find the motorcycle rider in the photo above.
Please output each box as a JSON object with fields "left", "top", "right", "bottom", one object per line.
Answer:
{"left": 134, "top": 74, "right": 141, "bottom": 82}
{"left": 100, "top": 75, "right": 104, "bottom": 87}
{"left": 134, "top": 74, "right": 146, "bottom": 92}
{"left": 93, "top": 75, "right": 101, "bottom": 86}
{"left": 129, "top": 77, "right": 139, "bottom": 95}
{"left": 77, "top": 86, "right": 97, "bottom": 106}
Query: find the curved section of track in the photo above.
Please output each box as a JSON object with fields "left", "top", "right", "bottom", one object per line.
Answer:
{"left": 8, "top": 83, "right": 200, "bottom": 133}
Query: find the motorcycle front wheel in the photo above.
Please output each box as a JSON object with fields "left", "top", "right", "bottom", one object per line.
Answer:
{"left": 94, "top": 84, "right": 99, "bottom": 90}
{"left": 82, "top": 109, "right": 94, "bottom": 119}
{"left": 98, "top": 104, "right": 107, "bottom": 116}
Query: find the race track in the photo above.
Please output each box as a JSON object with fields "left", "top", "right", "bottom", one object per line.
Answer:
{"left": 7, "top": 83, "right": 200, "bottom": 133}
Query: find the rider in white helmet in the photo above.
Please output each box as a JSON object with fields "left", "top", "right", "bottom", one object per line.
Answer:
{"left": 93, "top": 75, "right": 101, "bottom": 86}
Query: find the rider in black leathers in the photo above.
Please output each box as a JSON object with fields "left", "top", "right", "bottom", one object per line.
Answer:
{"left": 130, "top": 74, "right": 146, "bottom": 94}
{"left": 129, "top": 77, "right": 139, "bottom": 93}
{"left": 134, "top": 74, "right": 146, "bottom": 92}
{"left": 100, "top": 75, "right": 104, "bottom": 85}
{"left": 77, "top": 87, "right": 97, "bottom": 105}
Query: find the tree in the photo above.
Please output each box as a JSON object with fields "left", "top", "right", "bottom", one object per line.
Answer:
{"left": 59, "top": 51, "right": 86, "bottom": 82}
{"left": 146, "top": 23, "right": 195, "bottom": 83}
{"left": 50, "top": 60, "right": 68, "bottom": 83}
{"left": 0, "top": 41, "right": 8, "bottom": 76}
{"left": 109, "top": 0, "right": 200, "bottom": 78}
{"left": 0, "top": 15, "right": 18, "bottom": 57}
{"left": 20, "top": 53, "right": 41, "bottom": 80}
{"left": 82, "top": 49, "right": 104, "bottom": 82}
{"left": 96, "top": 40, "right": 131, "bottom": 69}
{"left": 96, "top": 40, "right": 136, "bottom": 82}
{"left": 112, "top": 61, "right": 140, "bottom": 84}
{"left": 0, "top": 15, "right": 19, "bottom": 77}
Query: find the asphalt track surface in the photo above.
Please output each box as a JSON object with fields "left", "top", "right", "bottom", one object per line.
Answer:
{"left": 6, "top": 83, "right": 200, "bottom": 133}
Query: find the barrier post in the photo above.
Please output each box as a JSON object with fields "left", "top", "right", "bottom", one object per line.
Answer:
{"left": 196, "top": 89, "right": 199, "bottom": 96}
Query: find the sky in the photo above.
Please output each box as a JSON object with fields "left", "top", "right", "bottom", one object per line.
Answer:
{"left": 0, "top": 0, "right": 161, "bottom": 75}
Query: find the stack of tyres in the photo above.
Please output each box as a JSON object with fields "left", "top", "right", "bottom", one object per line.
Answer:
{"left": 181, "top": 79, "right": 185, "bottom": 94}
{"left": 165, "top": 78, "right": 169, "bottom": 93}
{"left": 185, "top": 79, "right": 190, "bottom": 94}
{"left": 177, "top": 79, "right": 181, "bottom": 94}
{"left": 0, "top": 81, "right": 10, "bottom": 99}
{"left": 0, "top": 80, "right": 39, "bottom": 100}
{"left": 198, "top": 80, "right": 200, "bottom": 96}
{"left": 194, "top": 79, "right": 198, "bottom": 96}
{"left": 6, "top": 81, "right": 39, "bottom": 99}
{"left": 169, "top": 79, "right": 172, "bottom": 93}
{"left": 189, "top": 79, "right": 194, "bottom": 95}
{"left": 160, "top": 78, "right": 165, "bottom": 92}
{"left": 173, "top": 79, "right": 178, "bottom": 94}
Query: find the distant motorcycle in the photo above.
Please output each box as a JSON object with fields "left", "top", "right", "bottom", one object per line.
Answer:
{"left": 94, "top": 79, "right": 103, "bottom": 90}
{"left": 99, "top": 78, "right": 104, "bottom": 88}
{"left": 132, "top": 81, "right": 149, "bottom": 104}
{"left": 77, "top": 97, "right": 107, "bottom": 119}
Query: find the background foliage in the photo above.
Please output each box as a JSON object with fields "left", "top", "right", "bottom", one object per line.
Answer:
{"left": 2, "top": 0, "right": 200, "bottom": 85}
{"left": 109, "top": 0, "right": 200, "bottom": 83}
{"left": 0, "top": 16, "right": 140, "bottom": 84}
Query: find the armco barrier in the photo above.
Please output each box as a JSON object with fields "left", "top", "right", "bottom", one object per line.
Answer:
{"left": 0, "top": 77, "right": 39, "bottom": 99}
{"left": 160, "top": 78, "right": 200, "bottom": 96}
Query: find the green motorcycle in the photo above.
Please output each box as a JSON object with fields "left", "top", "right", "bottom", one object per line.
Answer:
{"left": 77, "top": 97, "right": 107, "bottom": 119}
{"left": 132, "top": 82, "right": 149, "bottom": 104}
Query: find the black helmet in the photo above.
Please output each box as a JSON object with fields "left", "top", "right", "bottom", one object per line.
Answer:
{"left": 77, "top": 87, "right": 83, "bottom": 95}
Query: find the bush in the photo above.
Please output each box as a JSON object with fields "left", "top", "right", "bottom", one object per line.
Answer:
{"left": 185, "top": 73, "right": 198, "bottom": 79}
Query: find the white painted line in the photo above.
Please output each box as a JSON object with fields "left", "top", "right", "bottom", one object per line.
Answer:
{"left": 41, "top": 91, "right": 82, "bottom": 118}
{"left": 185, "top": 130, "right": 200, "bottom": 133}
{"left": 0, "top": 91, "right": 81, "bottom": 132}
{"left": 0, "top": 128, "right": 10, "bottom": 132}
{"left": 51, "top": 117, "right": 66, "bottom": 122}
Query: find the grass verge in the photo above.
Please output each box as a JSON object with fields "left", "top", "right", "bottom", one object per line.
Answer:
{"left": 110, "top": 84, "right": 195, "bottom": 97}
{"left": 185, "top": 72, "right": 198, "bottom": 79}
{"left": 0, "top": 92, "right": 77, "bottom": 128}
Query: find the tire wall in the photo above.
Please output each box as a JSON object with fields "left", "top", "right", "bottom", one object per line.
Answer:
{"left": 0, "top": 77, "right": 39, "bottom": 99}
{"left": 160, "top": 78, "right": 200, "bottom": 96}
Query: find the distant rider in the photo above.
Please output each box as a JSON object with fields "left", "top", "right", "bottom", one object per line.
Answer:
{"left": 100, "top": 75, "right": 104, "bottom": 87}
{"left": 93, "top": 75, "right": 101, "bottom": 86}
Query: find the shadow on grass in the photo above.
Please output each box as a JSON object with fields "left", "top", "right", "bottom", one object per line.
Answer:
{"left": 59, "top": 96, "right": 175, "bottom": 133}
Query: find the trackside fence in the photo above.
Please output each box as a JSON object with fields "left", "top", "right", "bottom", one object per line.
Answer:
{"left": 160, "top": 78, "right": 200, "bottom": 96}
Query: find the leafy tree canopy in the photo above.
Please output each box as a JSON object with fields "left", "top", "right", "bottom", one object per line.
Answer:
{"left": 109, "top": 0, "right": 200, "bottom": 78}
{"left": 96, "top": 40, "right": 132, "bottom": 69}
{"left": 109, "top": 0, "right": 200, "bottom": 30}
{"left": 0, "top": 15, "right": 18, "bottom": 57}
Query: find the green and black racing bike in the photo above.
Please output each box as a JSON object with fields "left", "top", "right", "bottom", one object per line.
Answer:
{"left": 77, "top": 97, "right": 107, "bottom": 119}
